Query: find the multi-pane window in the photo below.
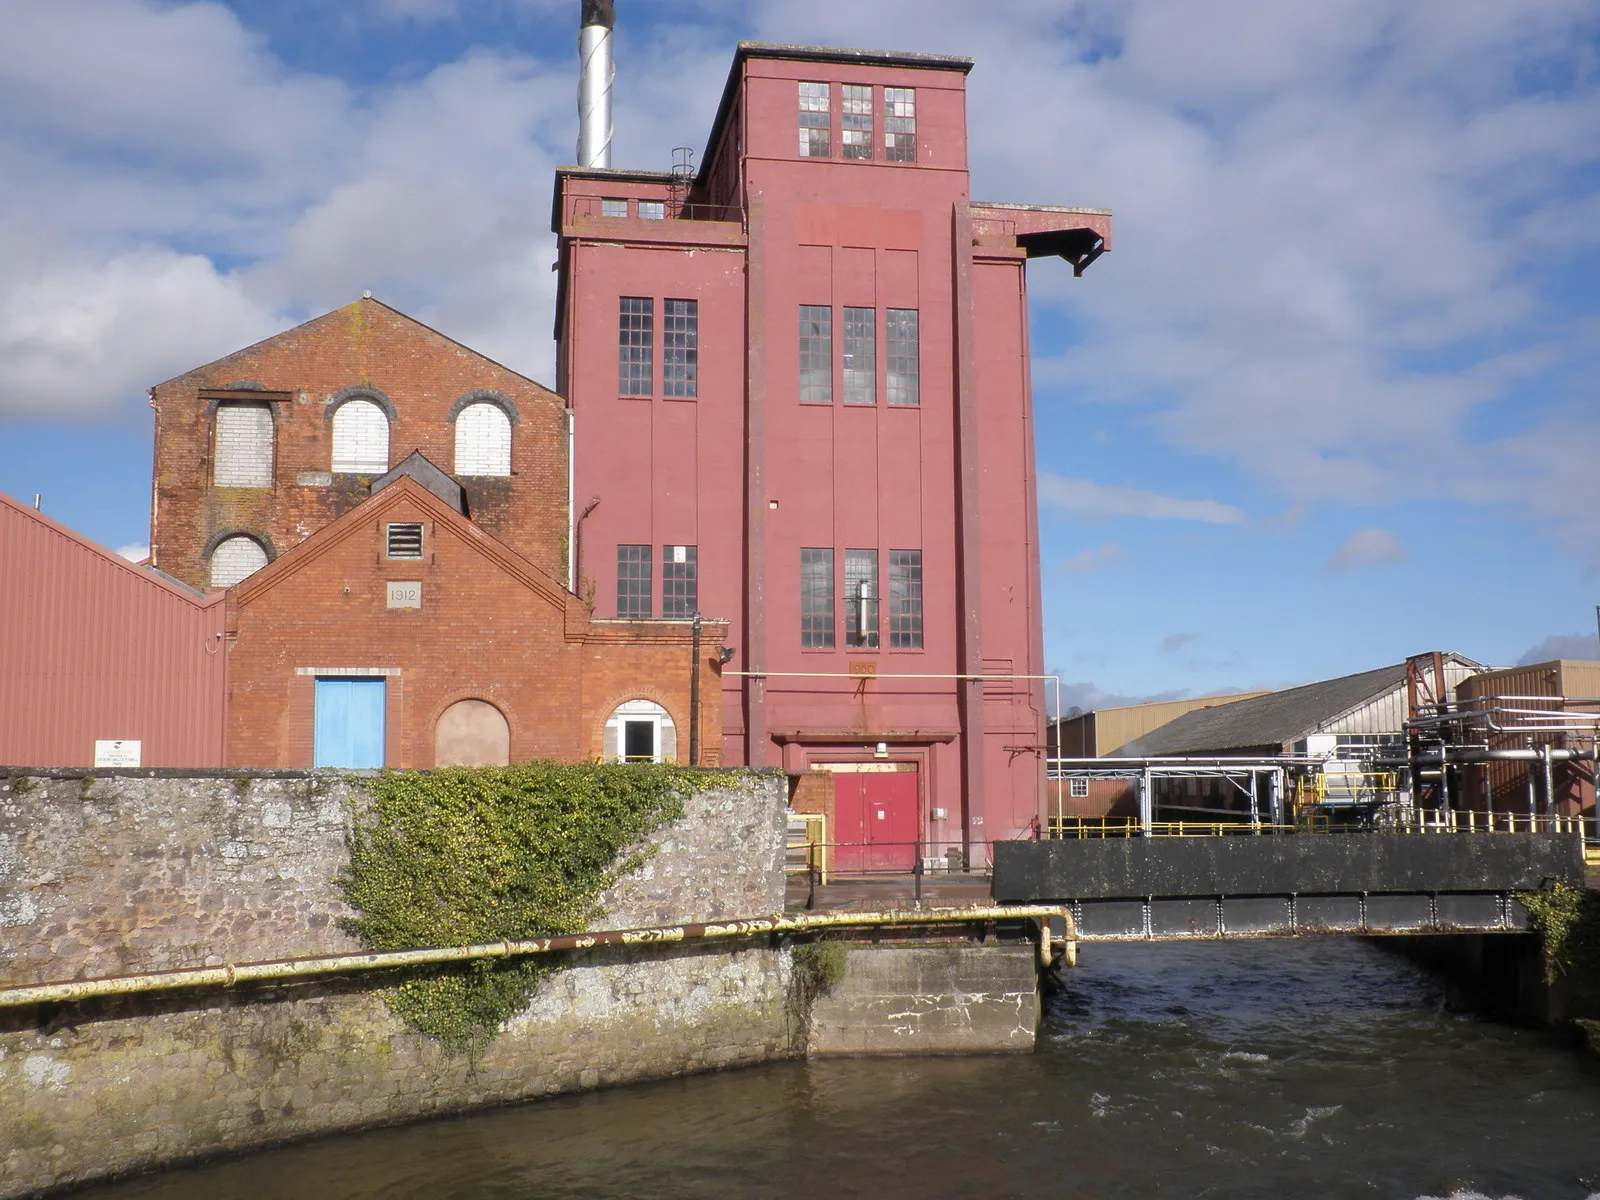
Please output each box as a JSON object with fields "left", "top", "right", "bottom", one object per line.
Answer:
{"left": 662, "top": 299, "right": 698, "bottom": 398}
{"left": 844, "top": 549, "right": 878, "bottom": 648}
{"left": 617, "top": 544, "right": 652, "bottom": 618}
{"left": 213, "top": 403, "right": 273, "bottom": 487}
{"left": 798, "top": 306, "right": 833, "bottom": 403}
{"left": 842, "top": 307, "right": 876, "bottom": 405}
{"left": 601, "top": 197, "right": 628, "bottom": 217}
{"left": 886, "top": 308, "right": 920, "bottom": 406}
{"left": 619, "top": 297, "right": 653, "bottom": 396}
{"left": 1070, "top": 778, "right": 1089, "bottom": 798}
{"left": 888, "top": 549, "right": 923, "bottom": 649}
{"left": 841, "top": 84, "right": 872, "bottom": 160}
{"left": 662, "top": 544, "right": 697, "bottom": 617}
{"left": 638, "top": 200, "right": 665, "bottom": 220}
{"left": 798, "top": 82, "right": 830, "bottom": 157}
{"left": 884, "top": 87, "right": 916, "bottom": 161}
{"left": 801, "top": 548, "right": 835, "bottom": 649}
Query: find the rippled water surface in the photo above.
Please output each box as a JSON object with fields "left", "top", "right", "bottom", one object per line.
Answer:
{"left": 82, "top": 939, "right": 1600, "bottom": 1200}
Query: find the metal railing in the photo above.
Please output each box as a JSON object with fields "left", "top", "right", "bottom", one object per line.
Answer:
{"left": 565, "top": 195, "right": 742, "bottom": 225}
{"left": 1046, "top": 810, "right": 1588, "bottom": 837}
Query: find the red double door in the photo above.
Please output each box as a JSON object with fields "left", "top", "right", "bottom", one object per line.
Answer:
{"left": 831, "top": 769, "right": 920, "bottom": 873}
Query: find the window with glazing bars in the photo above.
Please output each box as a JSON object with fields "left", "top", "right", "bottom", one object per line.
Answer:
{"left": 884, "top": 87, "right": 916, "bottom": 161}
{"left": 617, "top": 544, "right": 652, "bottom": 617}
{"left": 799, "top": 306, "right": 832, "bottom": 403}
{"left": 841, "top": 84, "right": 872, "bottom": 160}
{"left": 844, "top": 549, "right": 878, "bottom": 648}
{"left": 663, "top": 299, "right": 698, "bottom": 398}
{"left": 1070, "top": 778, "right": 1089, "bottom": 798}
{"left": 618, "top": 297, "right": 653, "bottom": 396}
{"left": 886, "top": 308, "right": 919, "bottom": 405}
{"left": 842, "top": 307, "right": 875, "bottom": 405}
{"left": 601, "top": 197, "right": 628, "bottom": 217}
{"left": 662, "top": 544, "right": 697, "bottom": 617}
{"left": 888, "top": 549, "right": 922, "bottom": 648}
{"left": 638, "top": 200, "right": 665, "bottom": 219}
{"left": 798, "top": 82, "right": 830, "bottom": 157}
{"left": 801, "top": 548, "right": 834, "bottom": 648}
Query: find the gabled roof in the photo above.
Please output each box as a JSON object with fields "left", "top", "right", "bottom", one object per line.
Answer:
{"left": 0, "top": 489, "right": 216, "bottom": 607}
{"left": 153, "top": 296, "right": 552, "bottom": 394}
{"left": 1112, "top": 654, "right": 1483, "bottom": 756}
{"left": 227, "top": 473, "right": 571, "bottom": 621}
{"left": 371, "top": 451, "right": 464, "bottom": 514}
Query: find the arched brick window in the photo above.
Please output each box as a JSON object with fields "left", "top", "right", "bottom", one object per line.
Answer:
{"left": 434, "top": 699, "right": 511, "bottom": 766}
{"left": 210, "top": 535, "right": 269, "bottom": 588}
{"left": 454, "top": 402, "right": 512, "bottom": 476}
{"left": 213, "top": 403, "right": 274, "bottom": 487}
{"left": 331, "top": 398, "right": 390, "bottom": 474}
{"left": 603, "top": 699, "right": 676, "bottom": 763}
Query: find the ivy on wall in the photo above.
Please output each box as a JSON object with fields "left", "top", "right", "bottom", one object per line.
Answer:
{"left": 340, "top": 762, "right": 724, "bottom": 1053}
{"left": 1517, "top": 880, "right": 1600, "bottom": 983}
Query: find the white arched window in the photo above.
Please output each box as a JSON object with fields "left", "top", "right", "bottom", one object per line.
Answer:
{"left": 331, "top": 399, "right": 390, "bottom": 474}
{"left": 604, "top": 699, "right": 676, "bottom": 764}
{"left": 210, "top": 535, "right": 268, "bottom": 588}
{"left": 213, "top": 403, "right": 274, "bottom": 487}
{"left": 454, "top": 402, "right": 512, "bottom": 476}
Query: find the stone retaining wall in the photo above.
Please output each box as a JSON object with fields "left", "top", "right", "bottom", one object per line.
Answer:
{"left": 0, "top": 769, "right": 791, "bottom": 1197}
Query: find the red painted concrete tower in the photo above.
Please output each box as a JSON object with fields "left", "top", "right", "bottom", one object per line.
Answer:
{"left": 553, "top": 43, "right": 1109, "bottom": 861}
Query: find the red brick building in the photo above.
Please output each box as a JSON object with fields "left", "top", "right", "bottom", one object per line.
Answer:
{"left": 224, "top": 472, "right": 721, "bottom": 769}
{"left": 552, "top": 44, "right": 1110, "bottom": 863}
{"left": 145, "top": 298, "right": 721, "bottom": 771}
{"left": 150, "top": 298, "right": 568, "bottom": 592}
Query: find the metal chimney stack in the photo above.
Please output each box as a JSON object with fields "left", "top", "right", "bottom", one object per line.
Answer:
{"left": 577, "top": 0, "right": 614, "bottom": 168}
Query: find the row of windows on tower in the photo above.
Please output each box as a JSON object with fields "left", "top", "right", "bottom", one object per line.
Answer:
{"left": 799, "top": 82, "right": 916, "bottom": 161}
{"left": 802, "top": 548, "right": 923, "bottom": 650}
{"left": 616, "top": 299, "right": 919, "bottom": 406}
{"left": 612, "top": 544, "right": 922, "bottom": 649}
{"left": 211, "top": 399, "right": 514, "bottom": 487}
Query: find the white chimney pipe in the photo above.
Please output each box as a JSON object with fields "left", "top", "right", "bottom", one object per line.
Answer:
{"left": 578, "top": 0, "right": 614, "bottom": 168}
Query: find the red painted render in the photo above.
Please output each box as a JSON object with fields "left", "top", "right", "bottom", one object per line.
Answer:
{"left": 0, "top": 490, "right": 226, "bottom": 767}
{"left": 553, "top": 43, "right": 1110, "bottom": 857}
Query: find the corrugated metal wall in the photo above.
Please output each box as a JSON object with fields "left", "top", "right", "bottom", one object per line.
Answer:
{"left": 0, "top": 492, "right": 225, "bottom": 767}
{"left": 1319, "top": 658, "right": 1481, "bottom": 738}
{"left": 1456, "top": 660, "right": 1598, "bottom": 815}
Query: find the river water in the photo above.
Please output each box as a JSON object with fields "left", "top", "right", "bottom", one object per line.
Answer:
{"left": 82, "top": 939, "right": 1600, "bottom": 1200}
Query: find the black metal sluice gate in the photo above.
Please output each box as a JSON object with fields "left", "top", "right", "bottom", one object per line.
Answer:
{"left": 992, "top": 832, "right": 1584, "bottom": 942}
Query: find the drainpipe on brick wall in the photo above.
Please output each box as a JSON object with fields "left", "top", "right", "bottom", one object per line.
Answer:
{"left": 689, "top": 611, "right": 702, "bottom": 766}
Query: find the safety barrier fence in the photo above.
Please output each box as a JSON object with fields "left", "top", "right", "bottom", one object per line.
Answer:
{"left": 1048, "top": 811, "right": 1589, "bottom": 838}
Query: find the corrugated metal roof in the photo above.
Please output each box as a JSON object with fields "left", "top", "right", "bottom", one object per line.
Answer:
{"left": 1110, "top": 655, "right": 1482, "bottom": 756}
{"left": 0, "top": 490, "right": 226, "bottom": 767}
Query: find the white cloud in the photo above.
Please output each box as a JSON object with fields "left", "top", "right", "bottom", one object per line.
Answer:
{"left": 1058, "top": 541, "right": 1127, "bottom": 574}
{"left": 0, "top": 249, "right": 274, "bottom": 420}
{"left": 1039, "top": 475, "right": 1244, "bottom": 524}
{"left": 115, "top": 543, "right": 150, "bottom": 563}
{"left": 1324, "top": 527, "right": 1408, "bottom": 572}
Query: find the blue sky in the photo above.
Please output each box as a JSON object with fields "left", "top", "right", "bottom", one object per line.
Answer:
{"left": 2, "top": 0, "right": 1598, "bottom": 708}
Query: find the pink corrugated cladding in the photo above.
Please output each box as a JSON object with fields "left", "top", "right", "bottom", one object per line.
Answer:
{"left": 0, "top": 491, "right": 225, "bottom": 767}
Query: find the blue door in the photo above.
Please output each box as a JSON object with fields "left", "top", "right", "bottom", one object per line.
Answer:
{"left": 314, "top": 677, "right": 387, "bottom": 768}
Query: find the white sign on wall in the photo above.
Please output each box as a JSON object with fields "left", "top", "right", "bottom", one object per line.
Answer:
{"left": 94, "top": 740, "right": 141, "bottom": 768}
{"left": 386, "top": 581, "right": 422, "bottom": 609}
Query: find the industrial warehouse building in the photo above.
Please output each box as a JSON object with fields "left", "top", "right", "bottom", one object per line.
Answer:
{"left": 554, "top": 42, "right": 1110, "bottom": 864}
{"left": 3, "top": 39, "right": 1114, "bottom": 842}
{"left": 0, "top": 300, "right": 721, "bottom": 771}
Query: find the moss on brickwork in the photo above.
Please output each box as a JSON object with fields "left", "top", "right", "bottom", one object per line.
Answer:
{"left": 340, "top": 762, "right": 731, "bottom": 1053}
